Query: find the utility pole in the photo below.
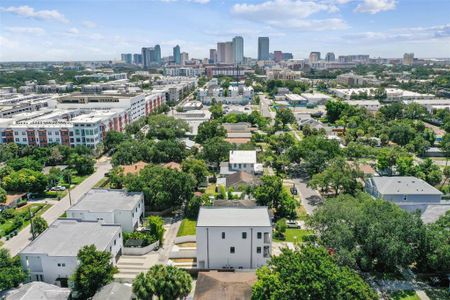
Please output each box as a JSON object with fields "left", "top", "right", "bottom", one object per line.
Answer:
{"left": 68, "top": 175, "right": 73, "bottom": 207}
{"left": 29, "top": 207, "right": 35, "bottom": 240}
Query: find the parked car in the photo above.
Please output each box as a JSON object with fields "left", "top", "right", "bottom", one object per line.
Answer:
{"left": 290, "top": 184, "right": 298, "bottom": 195}
{"left": 50, "top": 186, "right": 66, "bottom": 191}
{"left": 286, "top": 220, "right": 301, "bottom": 229}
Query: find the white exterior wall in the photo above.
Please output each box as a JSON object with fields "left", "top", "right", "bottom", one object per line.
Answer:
{"left": 196, "top": 226, "right": 272, "bottom": 269}
{"left": 229, "top": 163, "right": 255, "bottom": 174}
{"left": 66, "top": 211, "right": 114, "bottom": 224}
{"left": 20, "top": 231, "right": 123, "bottom": 286}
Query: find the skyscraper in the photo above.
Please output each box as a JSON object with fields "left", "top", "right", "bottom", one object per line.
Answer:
{"left": 209, "top": 49, "right": 217, "bottom": 64}
{"left": 309, "top": 52, "right": 321, "bottom": 62}
{"left": 225, "top": 41, "right": 234, "bottom": 64}
{"left": 154, "top": 44, "right": 161, "bottom": 64}
{"left": 142, "top": 47, "right": 152, "bottom": 68}
{"left": 403, "top": 53, "right": 414, "bottom": 65}
{"left": 121, "top": 53, "right": 132, "bottom": 64}
{"left": 232, "top": 36, "right": 244, "bottom": 64}
{"left": 173, "top": 45, "right": 181, "bottom": 65}
{"left": 325, "top": 52, "right": 335, "bottom": 62}
{"left": 133, "top": 53, "right": 142, "bottom": 65}
{"left": 181, "top": 52, "right": 189, "bottom": 65}
{"left": 258, "top": 37, "right": 269, "bottom": 61}
{"left": 217, "top": 42, "right": 226, "bottom": 63}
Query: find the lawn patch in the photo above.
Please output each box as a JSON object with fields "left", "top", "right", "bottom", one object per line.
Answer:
{"left": 177, "top": 219, "right": 197, "bottom": 237}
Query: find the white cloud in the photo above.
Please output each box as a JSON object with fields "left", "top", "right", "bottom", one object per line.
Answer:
{"left": 231, "top": 0, "right": 346, "bottom": 31}
{"left": 67, "top": 28, "right": 80, "bottom": 35}
{"left": 354, "top": 0, "right": 396, "bottom": 14}
{"left": 0, "top": 5, "right": 68, "bottom": 23}
{"left": 343, "top": 24, "right": 450, "bottom": 42}
{"left": 189, "top": 0, "right": 210, "bottom": 3}
{"left": 81, "top": 21, "right": 97, "bottom": 28}
{"left": 6, "top": 26, "right": 45, "bottom": 35}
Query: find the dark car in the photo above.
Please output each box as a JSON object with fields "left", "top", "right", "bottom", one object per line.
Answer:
{"left": 290, "top": 184, "right": 298, "bottom": 195}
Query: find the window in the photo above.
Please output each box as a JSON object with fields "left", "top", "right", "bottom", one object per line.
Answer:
{"left": 57, "top": 263, "right": 61, "bottom": 267}
{"left": 62, "top": 263, "right": 65, "bottom": 267}
{"left": 114, "top": 239, "right": 117, "bottom": 245}
{"left": 264, "top": 232, "right": 270, "bottom": 243}
{"left": 257, "top": 232, "right": 262, "bottom": 239}
{"left": 257, "top": 247, "right": 261, "bottom": 254}
{"left": 242, "top": 232, "right": 247, "bottom": 239}
{"left": 230, "top": 247, "right": 235, "bottom": 254}
{"left": 263, "top": 246, "right": 270, "bottom": 258}
{"left": 222, "top": 232, "right": 225, "bottom": 239}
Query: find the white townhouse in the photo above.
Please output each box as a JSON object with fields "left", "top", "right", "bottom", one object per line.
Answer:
{"left": 20, "top": 219, "right": 123, "bottom": 287}
{"left": 196, "top": 207, "right": 272, "bottom": 270}
{"left": 66, "top": 189, "right": 144, "bottom": 232}
{"left": 229, "top": 150, "right": 261, "bottom": 174}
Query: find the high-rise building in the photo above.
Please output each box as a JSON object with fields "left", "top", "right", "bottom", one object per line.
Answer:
{"left": 141, "top": 47, "right": 152, "bottom": 68}
{"left": 209, "top": 49, "right": 217, "bottom": 64}
{"left": 225, "top": 41, "right": 234, "bottom": 64}
{"left": 232, "top": 36, "right": 244, "bottom": 64}
{"left": 154, "top": 45, "right": 161, "bottom": 64}
{"left": 258, "top": 37, "right": 270, "bottom": 61}
{"left": 273, "top": 51, "right": 283, "bottom": 62}
{"left": 325, "top": 52, "right": 335, "bottom": 62}
{"left": 403, "top": 53, "right": 414, "bottom": 66}
{"left": 173, "top": 45, "right": 181, "bottom": 65}
{"left": 283, "top": 53, "right": 293, "bottom": 60}
{"left": 133, "top": 53, "right": 142, "bottom": 65}
{"left": 217, "top": 42, "right": 226, "bottom": 63}
{"left": 181, "top": 52, "right": 189, "bottom": 65}
{"left": 121, "top": 53, "right": 132, "bottom": 64}
{"left": 309, "top": 52, "right": 321, "bottom": 62}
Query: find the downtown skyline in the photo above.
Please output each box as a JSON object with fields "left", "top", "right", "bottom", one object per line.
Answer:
{"left": 1, "top": 0, "right": 450, "bottom": 62}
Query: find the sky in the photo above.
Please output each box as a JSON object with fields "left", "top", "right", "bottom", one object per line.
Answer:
{"left": 0, "top": 0, "right": 449, "bottom": 62}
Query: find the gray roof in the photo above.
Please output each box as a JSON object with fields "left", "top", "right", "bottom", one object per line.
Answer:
{"left": 197, "top": 207, "right": 271, "bottom": 227}
{"left": 20, "top": 219, "right": 121, "bottom": 257}
{"left": 68, "top": 189, "right": 142, "bottom": 213}
{"left": 371, "top": 176, "right": 442, "bottom": 195}
{"left": 92, "top": 282, "right": 133, "bottom": 300}
{"left": 5, "top": 282, "right": 70, "bottom": 300}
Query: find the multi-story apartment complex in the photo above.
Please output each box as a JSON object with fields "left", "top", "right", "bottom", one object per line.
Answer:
{"left": 232, "top": 36, "right": 244, "bottom": 64}
{"left": 198, "top": 79, "right": 253, "bottom": 105}
{"left": 196, "top": 207, "right": 272, "bottom": 269}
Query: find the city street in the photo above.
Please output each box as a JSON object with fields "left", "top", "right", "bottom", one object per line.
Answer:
{"left": 259, "top": 94, "right": 276, "bottom": 121}
{"left": 292, "top": 177, "right": 323, "bottom": 215}
{"left": 3, "top": 158, "right": 113, "bottom": 256}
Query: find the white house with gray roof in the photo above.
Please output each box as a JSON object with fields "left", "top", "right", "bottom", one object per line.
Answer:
{"left": 66, "top": 189, "right": 144, "bottom": 232}
{"left": 365, "top": 176, "right": 442, "bottom": 203}
{"left": 20, "top": 219, "right": 122, "bottom": 287}
{"left": 196, "top": 207, "right": 272, "bottom": 270}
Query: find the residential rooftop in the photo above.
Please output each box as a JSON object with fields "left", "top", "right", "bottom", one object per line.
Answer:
{"left": 20, "top": 219, "right": 121, "bottom": 257}
{"left": 197, "top": 207, "right": 271, "bottom": 227}
{"left": 371, "top": 176, "right": 442, "bottom": 195}
{"left": 229, "top": 150, "right": 257, "bottom": 164}
{"left": 68, "top": 189, "right": 143, "bottom": 212}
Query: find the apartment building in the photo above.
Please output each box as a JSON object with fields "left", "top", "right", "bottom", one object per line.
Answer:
{"left": 196, "top": 207, "right": 272, "bottom": 269}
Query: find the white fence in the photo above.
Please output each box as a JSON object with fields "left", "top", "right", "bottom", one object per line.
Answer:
{"left": 123, "top": 241, "right": 159, "bottom": 255}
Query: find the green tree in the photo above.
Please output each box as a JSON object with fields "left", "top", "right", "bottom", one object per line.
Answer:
{"left": 254, "top": 176, "right": 297, "bottom": 219}
{"left": 274, "top": 218, "right": 287, "bottom": 239}
{"left": 195, "top": 120, "right": 226, "bottom": 144}
{"left": 0, "top": 187, "right": 6, "bottom": 203}
{"left": 69, "top": 154, "right": 95, "bottom": 176}
{"left": 201, "top": 137, "right": 232, "bottom": 170}
{"left": 6, "top": 157, "right": 43, "bottom": 172}
{"left": 71, "top": 245, "right": 118, "bottom": 299}
{"left": 104, "top": 131, "right": 128, "bottom": 152}
{"left": 209, "top": 102, "right": 224, "bottom": 119}
{"left": 325, "top": 100, "right": 351, "bottom": 123}
{"left": 2, "top": 169, "right": 48, "bottom": 193}
{"left": 147, "top": 216, "right": 165, "bottom": 244}
{"left": 31, "top": 216, "right": 48, "bottom": 239}
{"left": 0, "top": 249, "right": 27, "bottom": 291}
{"left": 181, "top": 158, "right": 209, "bottom": 188}
{"left": 252, "top": 245, "right": 377, "bottom": 300}
{"left": 275, "top": 108, "right": 296, "bottom": 129}
{"left": 132, "top": 265, "right": 192, "bottom": 300}
{"left": 147, "top": 115, "right": 189, "bottom": 140}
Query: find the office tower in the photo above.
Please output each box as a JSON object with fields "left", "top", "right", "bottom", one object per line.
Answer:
{"left": 258, "top": 37, "right": 270, "bottom": 60}
{"left": 325, "top": 52, "right": 335, "bottom": 62}
{"left": 225, "top": 41, "right": 234, "bottom": 64}
{"left": 121, "top": 53, "right": 132, "bottom": 64}
{"left": 173, "top": 45, "right": 181, "bottom": 65}
{"left": 209, "top": 49, "right": 217, "bottom": 64}
{"left": 274, "top": 51, "right": 283, "bottom": 62}
{"left": 403, "top": 53, "right": 414, "bottom": 66}
{"left": 232, "top": 36, "right": 244, "bottom": 64}
{"left": 283, "top": 52, "right": 293, "bottom": 60}
{"left": 181, "top": 52, "right": 189, "bottom": 65}
{"left": 133, "top": 53, "right": 142, "bottom": 65}
{"left": 309, "top": 51, "right": 321, "bottom": 62}
{"left": 141, "top": 47, "right": 153, "bottom": 68}
{"left": 217, "top": 42, "right": 226, "bottom": 63}
{"left": 154, "top": 44, "right": 161, "bottom": 64}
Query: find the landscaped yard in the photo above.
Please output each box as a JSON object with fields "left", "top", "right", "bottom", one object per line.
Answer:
{"left": 389, "top": 290, "right": 420, "bottom": 300}
{"left": 273, "top": 229, "right": 314, "bottom": 243}
{"left": 177, "top": 219, "right": 196, "bottom": 237}
{"left": 0, "top": 203, "right": 52, "bottom": 238}
{"left": 94, "top": 177, "right": 110, "bottom": 188}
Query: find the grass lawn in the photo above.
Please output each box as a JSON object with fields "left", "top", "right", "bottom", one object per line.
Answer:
{"left": 389, "top": 290, "right": 420, "bottom": 300}
{"left": 93, "top": 177, "right": 110, "bottom": 188}
{"left": 273, "top": 229, "right": 314, "bottom": 243}
{"left": 177, "top": 219, "right": 197, "bottom": 237}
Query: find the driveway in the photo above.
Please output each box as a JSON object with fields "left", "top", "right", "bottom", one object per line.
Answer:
{"left": 3, "top": 158, "right": 112, "bottom": 256}
{"left": 158, "top": 220, "right": 181, "bottom": 264}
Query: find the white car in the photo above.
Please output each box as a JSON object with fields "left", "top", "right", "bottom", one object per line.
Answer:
{"left": 286, "top": 220, "right": 301, "bottom": 229}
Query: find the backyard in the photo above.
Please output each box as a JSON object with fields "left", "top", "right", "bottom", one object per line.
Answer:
{"left": 273, "top": 228, "right": 314, "bottom": 243}
{"left": 0, "top": 203, "right": 52, "bottom": 238}
{"left": 177, "top": 219, "right": 197, "bottom": 237}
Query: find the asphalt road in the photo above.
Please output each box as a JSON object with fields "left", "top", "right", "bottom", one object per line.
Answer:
{"left": 259, "top": 94, "right": 276, "bottom": 122}
{"left": 292, "top": 177, "right": 322, "bottom": 215}
{"left": 3, "top": 158, "right": 112, "bottom": 256}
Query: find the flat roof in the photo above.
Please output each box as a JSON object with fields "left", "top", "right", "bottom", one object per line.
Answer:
{"left": 197, "top": 207, "right": 271, "bottom": 227}
{"left": 20, "top": 219, "right": 121, "bottom": 257}
{"left": 68, "top": 189, "right": 143, "bottom": 212}
{"left": 229, "top": 150, "right": 257, "bottom": 164}
{"left": 371, "top": 176, "right": 442, "bottom": 195}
